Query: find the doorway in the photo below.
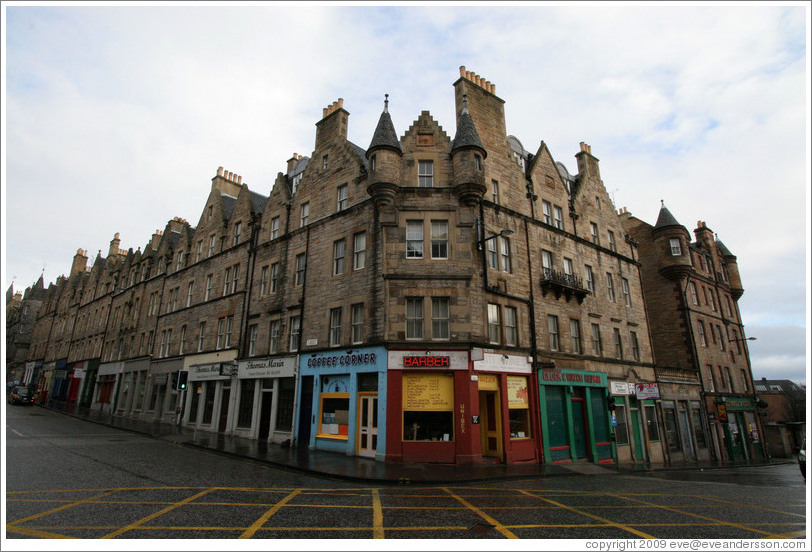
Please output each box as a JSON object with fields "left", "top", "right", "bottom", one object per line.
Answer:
{"left": 218, "top": 386, "right": 231, "bottom": 433}
{"left": 479, "top": 390, "right": 503, "bottom": 460}
{"left": 258, "top": 390, "right": 274, "bottom": 441}
{"left": 298, "top": 376, "right": 314, "bottom": 447}
{"left": 357, "top": 393, "right": 378, "bottom": 458}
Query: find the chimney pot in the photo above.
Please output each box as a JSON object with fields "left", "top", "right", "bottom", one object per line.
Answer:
{"left": 237, "top": 175, "right": 242, "bottom": 184}
{"left": 217, "top": 166, "right": 224, "bottom": 176}
{"left": 459, "top": 65, "right": 466, "bottom": 77}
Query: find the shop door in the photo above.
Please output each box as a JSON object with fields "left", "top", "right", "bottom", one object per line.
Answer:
{"left": 479, "top": 390, "right": 503, "bottom": 460}
{"left": 678, "top": 405, "right": 695, "bottom": 460}
{"left": 218, "top": 387, "right": 231, "bottom": 433}
{"left": 571, "top": 397, "right": 588, "bottom": 459}
{"left": 357, "top": 394, "right": 378, "bottom": 458}
{"left": 630, "top": 407, "right": 645, "bottom": 461}
{"left": 298, "top": 376, "right": 314, "bottom": 447}
{"left": 258, "top": 391, "right": 274, "bottom": 440}
{"left": 726, "top": 412, "right": 748, "bottom": 461}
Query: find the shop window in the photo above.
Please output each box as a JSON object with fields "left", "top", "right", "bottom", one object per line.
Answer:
{"left": 318, "top": 393, "right": 350, "bottom": 439}
{"left": 187, "top": 383, "right": 199, "bottom": 422}
{"left": 237, "top": 379, "right": 255, "bottom": 428}
{"left": 201, "top": 382, "right": 216, "bottom": 425}
{"left": 614, "top": 403, "right": 629, "bottom": 445}
{"left": 402, "top": 373, "right": 454, "bottom": 441}
{"left": 507, "top": 376, "right": 531, "bottom": 439}
{"left": 644, "top": 404, "right": 660, "bottom": 441}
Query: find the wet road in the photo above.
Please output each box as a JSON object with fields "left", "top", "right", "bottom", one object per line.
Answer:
{"left": 6, "top": 405, "right": 808, "bottom": 542}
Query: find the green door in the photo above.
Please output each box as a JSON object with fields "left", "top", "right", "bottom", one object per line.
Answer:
{"left": 630, "top": 407, "right": 645, "bottom": 461}
{"left": 571, "top": 398, "right": 588, "bottom": 459}
{"left": 725, "top": 412, "right": 748, "bottom": 461}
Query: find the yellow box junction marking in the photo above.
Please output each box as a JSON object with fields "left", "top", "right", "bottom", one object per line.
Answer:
{"left": 100, "top": 487, "right": 215, "bottom": 539}
{"left": 442, "top": 487, "right": 518, "bottom": 539}
{"left": 371, "top": 488, "right": 384, "bottom": 539}
{"left": 239, "top": 488, "right": 301, "bottom": 539}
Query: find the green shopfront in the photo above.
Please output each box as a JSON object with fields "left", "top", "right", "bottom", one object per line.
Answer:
{"left": 538, "top": 368, "right": 614, "bottom": 464}
{"left": 713, "top": 396, "right": 764, "bottom": 462}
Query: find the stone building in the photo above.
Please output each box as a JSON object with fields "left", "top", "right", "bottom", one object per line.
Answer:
{"left": 754, "top": 378, "right": 805, "bottom": 459}
{"left": 5, "top": 277, "right": 45, "bottom": 388}
{"left": 22, "top": 66, "right": 681, "bottom": 466}
{"left": 621, "top": 204, "right": 766, "bottom": 463}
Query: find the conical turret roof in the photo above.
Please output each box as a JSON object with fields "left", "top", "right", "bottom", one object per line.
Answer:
{"left": 654, "top": 201, "right": 684, "bottom": 230}
{"left": 367, "top": 94, "right": 402, "bottom": 156}
{"left": 450, "top": 94, "right": 486, "bottom": 157}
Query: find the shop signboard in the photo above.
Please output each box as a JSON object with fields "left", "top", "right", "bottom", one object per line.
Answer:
{"left": 610, "top": 381, "right": 631, "bottom": 395}
{"left": 189, "top": 363, "right": 231, "bottom": 382}
{"left": 238, "top": 356, "right": 296, "bottom": 379}
{"left": 474, "top": 353, "right": 533, "bottom": 374}
{"left": 388, "top": 350, "right": 468, "bottom": 370}
{"left": 507, "top": 376, "right": 529, "bottom": 408}
{"left": 540, "top": 369, "right": 605, "bottom": 387}
{"left": 634, "top": 383, "right": 660, "bottom": 400}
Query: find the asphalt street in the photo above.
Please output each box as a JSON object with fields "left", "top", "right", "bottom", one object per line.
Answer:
{"left": 5, "top": 404, "right": 808, "bottom": 544}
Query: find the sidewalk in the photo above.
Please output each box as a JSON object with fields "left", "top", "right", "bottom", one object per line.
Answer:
{"left": 40, "top": 402, "right": 791, "bottom": 485}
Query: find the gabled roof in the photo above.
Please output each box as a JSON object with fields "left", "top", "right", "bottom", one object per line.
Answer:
{"left": 249, "top": 190, "right": 268, "bottom": 215}
{"left": 349, "top": 141, "right": 368, "bottom": 170}
{"left": 221, "top": 193, "right": 237, "bottom": 220}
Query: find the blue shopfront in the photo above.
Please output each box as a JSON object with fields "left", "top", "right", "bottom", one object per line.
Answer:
{"left": 297, "top": 346, "right": 387, "bottom": 460}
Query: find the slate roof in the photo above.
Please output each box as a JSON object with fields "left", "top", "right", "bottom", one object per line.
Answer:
{"left": 450, "top": 100, "right": 485, "bottom": 156}
{"left": 653, "top": 204, "right": 683, "bottom": 230}
{"left": 221, "top": 194, "right": 237, "bottom": 220}
{"left": 367, "top": 109, "right": 402, "bottom": 155}
{"left": 715, "top": 238, "right": 734, "bottom": 257}
{"left": 249, "top": 190, "right": 268, "bottom": 215}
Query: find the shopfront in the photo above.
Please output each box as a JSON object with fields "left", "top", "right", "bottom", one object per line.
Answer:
{"left": 23, "top": 360, "right": 42, "bottom": 388}
{"left": 66, "top": 361, "right": 86, "bottom": 405}
{"left": 37, "top": 361, "right": 55, "bottom": 404}
{"left": 385, "top": 350, "right": 475, "bottom": 464}
{"left": 233, "top": 356, "right": 297, "bottom": 444}
{"left": 472, "top": 351, "right": 539, "bottom": 463}
{"left": 147, "top": 358, "right": 184, "bottom": 423}
{"left": 185, "top": 362, "right": 233, "bottom": 432}
{"left": 711, "top": 396, "right": 764, "bottom": 462}
{"left": 298, "top": 346, "right": 387, "bottom": 459}
{"left": 538, "top": 368, "right": 613, "bottom": 464}
{"left": 51, "top": 358, "right": 68, "bottom": 402}
{"left": 116, "top": 358, "right": 150, "bottom": 418}
{"left": 94, "top": 361, "right": 122, "bottom": 414}
{"left": 609, "top": 381, "right": 665, "bottom": 464}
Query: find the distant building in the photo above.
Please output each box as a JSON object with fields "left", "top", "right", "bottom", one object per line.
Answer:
{"left": 754, "top": 378, "right": 806, "bottom": 458}
{"left": 5, "top": 277, "right": 45, "bottom": 389}
{"left": 622, "top": 204, "right": 766, "bottom": 463}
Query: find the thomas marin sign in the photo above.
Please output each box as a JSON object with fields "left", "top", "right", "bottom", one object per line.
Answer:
{"left": 238, "top": 357, "right": 296, "bottom": 379}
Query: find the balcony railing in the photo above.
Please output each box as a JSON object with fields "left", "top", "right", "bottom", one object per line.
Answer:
{"left": 540, "top": 269, "right": 589, "bottom": 304}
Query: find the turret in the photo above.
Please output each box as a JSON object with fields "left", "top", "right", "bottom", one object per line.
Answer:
{"left": 651, "top": 202, "right": 692, "bottom": 280}
{"left": 450, "top": 94, "right": 487, "bottom": 205}
{"left": 366, "top": 94, "right": 403, "bottom": 206}
{"left": 715, "top": 235, "right": 744, "bottom": 299}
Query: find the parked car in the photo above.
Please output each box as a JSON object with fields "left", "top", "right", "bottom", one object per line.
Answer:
{"left": 8, "top": 386, "right": 34, "bottom": 405}
{"left": 798, "top": 440, "right": 806, "bottom": 479}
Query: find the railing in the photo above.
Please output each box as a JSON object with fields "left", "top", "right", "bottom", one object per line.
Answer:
{"left": 540, "top": 269, "right": 589, "bottom": 303}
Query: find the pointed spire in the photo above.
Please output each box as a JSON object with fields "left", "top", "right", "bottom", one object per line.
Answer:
{"left": 654, "top": 201, "right": 683, "bottom": 230}
{"left": 451, "top": 94, "right": 486, "bottom": 157}
{"left": 366, "top": 93, "right": 402, "bottom": 156}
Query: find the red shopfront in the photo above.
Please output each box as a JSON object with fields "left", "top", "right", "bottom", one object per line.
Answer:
{"left": 385, "top": 350, "right": 480, "bottom": 464}
{"left": 385, "top": 349, "right": 539, "bottom": 465}
{"left": 472, "top": 351, "right": 539, "bottom": 464}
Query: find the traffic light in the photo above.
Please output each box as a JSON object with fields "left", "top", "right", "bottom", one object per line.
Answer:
{"left": 176, "top": 371, "right": 188, "bottom": 391}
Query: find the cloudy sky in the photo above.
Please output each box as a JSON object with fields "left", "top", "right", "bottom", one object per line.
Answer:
{"left": 3, "top": 3, "right": 809, "bottom": 384}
